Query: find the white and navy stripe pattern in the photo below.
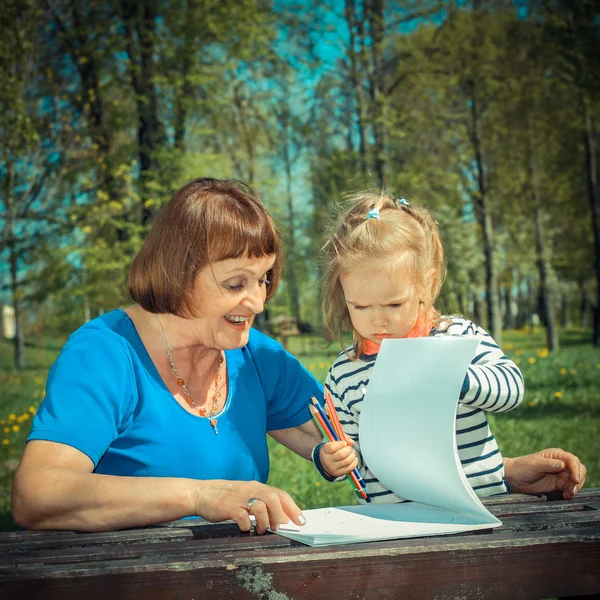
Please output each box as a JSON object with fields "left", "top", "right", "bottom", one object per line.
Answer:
{"left": 324, "top": 317, "right": 524, "bottom": 502}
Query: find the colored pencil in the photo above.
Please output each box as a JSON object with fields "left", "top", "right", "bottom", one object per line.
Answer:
{"left": 320, "top": 392, "right": 370, "bottom": 496}
{"left": 324, "top": 387, "right": 346, "bottom": 441}
{"left": 310, "top": 405, "right": 364, "bottom": 498}
{"left": 310, "top": 396, "right": 370, "bottom": 502}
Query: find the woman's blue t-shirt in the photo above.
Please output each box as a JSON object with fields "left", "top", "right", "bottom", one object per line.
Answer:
{"left": 28, "top": 309, "right": 322, "bottom": 483}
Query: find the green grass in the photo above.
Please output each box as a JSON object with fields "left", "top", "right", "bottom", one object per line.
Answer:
{"left": 0, "top": 328, "right": 598, "bottom": 531}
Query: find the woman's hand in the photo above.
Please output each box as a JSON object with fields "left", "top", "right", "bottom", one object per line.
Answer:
{"left": 192, "top": 480, "right": 306, "bottom": 534}
{"left": 504, "top": 448, "right": 587, "bottom": 498}
{"left": 319, "top": 440, "right": 358, "bottom": 478}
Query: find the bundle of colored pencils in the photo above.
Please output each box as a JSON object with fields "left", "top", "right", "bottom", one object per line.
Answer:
{"left": 310, "top": 390, "right": 370, "bottom": 503}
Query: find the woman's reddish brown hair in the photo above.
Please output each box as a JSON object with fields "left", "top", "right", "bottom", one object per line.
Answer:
{"left": 128, "top": 178, "right": 283, "bottom": 317}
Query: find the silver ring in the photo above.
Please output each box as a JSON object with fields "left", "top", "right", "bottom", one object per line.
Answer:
{"left": 246, "top": 497, "right": 260, "bottom": 512}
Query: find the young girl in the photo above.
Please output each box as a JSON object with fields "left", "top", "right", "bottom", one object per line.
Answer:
{"left": 313, "top": 192, "right": 524, "bottom": 502}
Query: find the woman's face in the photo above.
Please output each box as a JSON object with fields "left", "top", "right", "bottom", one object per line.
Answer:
{"left": 190, "top": 253, "right": 276, "bottom": 350}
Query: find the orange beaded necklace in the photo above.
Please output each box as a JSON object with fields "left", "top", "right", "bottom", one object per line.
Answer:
{"left": 155, "top": 314, "right": 224, "bottom": 434}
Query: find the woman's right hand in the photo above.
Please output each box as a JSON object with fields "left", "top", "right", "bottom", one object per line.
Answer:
{"left": 192, "top": 480, "right": 306, "bottom": 534}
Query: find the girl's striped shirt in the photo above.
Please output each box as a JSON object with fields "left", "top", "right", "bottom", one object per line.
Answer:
{"left": 323, "top": 317, "right": 524, "bottom": 502}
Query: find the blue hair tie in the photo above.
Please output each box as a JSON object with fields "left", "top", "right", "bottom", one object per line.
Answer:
{"left": 365, "top": 207, "right": 380, "bottom": 221}
{"left": 397, "top": 197, "right": 410, "bottom": 207}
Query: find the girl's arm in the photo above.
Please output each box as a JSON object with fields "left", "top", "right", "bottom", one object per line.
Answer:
{"left": 456, "top": 322, "right": 524, "bottom": 413}
{"left": 12, "top": 440, "right": 306, "bottom": 533}
{"left": 268, "top": 418, "right": 323, "bottom": 460}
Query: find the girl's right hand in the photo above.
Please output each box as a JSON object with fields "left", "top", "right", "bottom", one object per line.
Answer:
{"left": 319, "top": 440, "right": 359, "bottom": 478}
{"left": 192, "top": 480, "right": 306, "bottom": 534}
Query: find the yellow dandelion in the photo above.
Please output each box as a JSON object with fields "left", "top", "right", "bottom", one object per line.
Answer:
{"left": 21, "top": 413, "right": 30, "bottom": 420}
{"left": 12, "top": 425, "right": 20, "bottom": 433}
{"left": 560, "top": 368, "right": 567, "bottom": 375}
{"left": 0, "top": 420, "right": 4, "bottom": 425}
{"left": 528, "top": 357, "right": 536, "bottom": 364}
{"left": 2, "top": 439, "right": 9, "bottom": 445}
{"left": 28, "top": 406, "right": 36, "bottom": 414}
{"left": 3, "top": 428, "right": 9, "bottom": 434}
{"left": 516, "top": 349, "right": 525, "bottom": 355}
{"left": 319, "top": 362, "right": 325, "bottom": 368}
{"left": 504, "top": 342, "right": 514, "bottom": 350}
{"left": 528, "top": 401, "right": 537, "bottom": 407}
{"left": 597, "top": 363, "right": 600, "bottom": 369}
{"left": 315, "top": 481, "right": 321, "bottom": 487}
{"left": 554, "top": 391, "right": 563, "bottom": 399}
{"left": 8, "top": 414, "right": 16, "bottom": 421}
{"left": 308, "top": 364, "right": 315, "bottom": 370}
{"left": 515, "top": 358, "right": 521, "bottom": 365}
{"left": 33, "top": 376, "right": 44, "bottom": 385}
{"left": 536, "top": 349, "right": 549, "bottom": 358}
{"left": 570, "top": 369, "right": 576, "bottom": 375}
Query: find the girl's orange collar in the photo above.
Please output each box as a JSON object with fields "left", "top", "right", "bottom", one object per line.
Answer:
{"left": 362, "top": 314, "right": 432, "bottom": 356}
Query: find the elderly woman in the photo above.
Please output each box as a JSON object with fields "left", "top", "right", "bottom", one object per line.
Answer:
{"left": 12, "top": 178, "right": 586, "bottom": 534}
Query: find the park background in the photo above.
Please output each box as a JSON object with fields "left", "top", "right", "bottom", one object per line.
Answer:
{"left": 0, "top": 0, "right": 599, "bottom": 531}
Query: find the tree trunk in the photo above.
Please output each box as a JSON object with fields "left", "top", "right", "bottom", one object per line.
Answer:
{"left": 582, "top": 96, "right": 600, "bottom": 346}
{"left": 529, "top": 117, "right": 559, "bottom": 351}
{"left": 469, "top": 90, "right": 501, "bottom": 342}
{"left": 560, "top": 292, "right": 570, "bottom": 329}
{"left": 345, "top": 0, "right": 368, "bottom": 176}
{"left": 367, "top": 0, "right": 386, "bottom": 185}
{"left": 503, "top": 287, "right": 514, "bottom": 330}
{"left": 122, "top": 0, "right": 164, "bottom": 226}
{"left": 534, "top": 206, "right": 559, "bottom": 350}
{"left": 579, "top": 280, "right": 591, "bottom": 328}
{"left": 8, "top": 233, "right": 25, "bottom": 370}
{"left": 472, "top": 291, "right": 485, "bottom": 329}
{"left": 283, "top": 118, "right": 300, "bottom": 324}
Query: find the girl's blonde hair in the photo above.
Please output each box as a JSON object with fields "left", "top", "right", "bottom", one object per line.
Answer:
{"left": 321, "top": 190, "right": 446, "bottom": 358}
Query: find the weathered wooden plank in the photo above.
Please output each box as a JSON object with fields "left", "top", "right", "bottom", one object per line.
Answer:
{"left": 1, "top": 504, "right": 598, "bottom": 575}
{"left": 1, "top": 497, "right": 593, "bottom": 556}
{"left": 3, "top": 517, "right": 599, "bottom": 581}
{"left": 0, "top": 521, "right": 244, "bottom": 553}
{"left": 0, "top": 529, "right": 598, "bottom": 599}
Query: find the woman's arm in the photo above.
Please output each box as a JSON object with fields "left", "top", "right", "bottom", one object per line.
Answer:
{"left": 12, "top": 440, "right": 306, "bottom": 533}
{"left": 503, "top": 448, "right": 587, "bottom": 499}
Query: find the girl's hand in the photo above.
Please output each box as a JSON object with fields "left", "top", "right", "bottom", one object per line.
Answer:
{"left": 319, "top": 440, "right": 359, "bottom": 478}
{"left": 191, "top": 480, "right": 306, "bottom": 534}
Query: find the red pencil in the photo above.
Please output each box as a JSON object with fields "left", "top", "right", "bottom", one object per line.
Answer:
{"left": 324, "top": 387, "right": 347, "bottom": 442}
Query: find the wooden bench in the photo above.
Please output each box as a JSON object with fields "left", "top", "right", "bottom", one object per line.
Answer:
{"left": 1, "top": 488, "right": 599, "bottom": 599}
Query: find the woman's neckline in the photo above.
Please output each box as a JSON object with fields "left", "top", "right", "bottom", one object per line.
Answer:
{"left": 114, "top": 307, "right": 231, "bottom": 420}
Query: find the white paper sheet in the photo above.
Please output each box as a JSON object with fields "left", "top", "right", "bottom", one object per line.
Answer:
{"left": 277, "top": 501, "right": 496, "bottom": 546}
{"left": 360, "top": 336, "right": 492, "bottom": 522}
{"left": 275, "top": 336, "right": 502, "bottom": 547}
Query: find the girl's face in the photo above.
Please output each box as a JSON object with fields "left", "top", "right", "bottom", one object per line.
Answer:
{"left": 340, "top": 264, "right": 422, "bottom": 347}
{"left": 189, "top": 253, "right": 276, "bottom": 350}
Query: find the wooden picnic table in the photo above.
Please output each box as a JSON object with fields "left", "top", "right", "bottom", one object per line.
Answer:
{"left": 1, "top": 488, "right": 599, "bottom": 599}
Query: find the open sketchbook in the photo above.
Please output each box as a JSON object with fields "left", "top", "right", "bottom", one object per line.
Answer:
{"left": 275, "top": 336, "right": 502, "bottom": 547}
